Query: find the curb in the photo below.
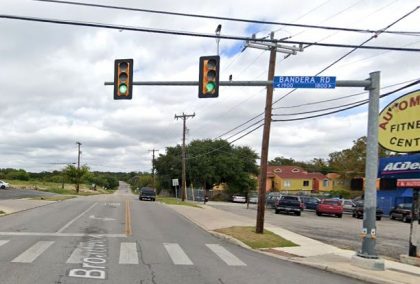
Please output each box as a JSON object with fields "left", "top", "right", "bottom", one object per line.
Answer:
{"left": 0, "top": 199, "right": 62, "bottom": 217}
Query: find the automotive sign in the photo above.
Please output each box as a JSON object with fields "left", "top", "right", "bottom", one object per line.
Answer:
{"left": 378, "top": 153, "right": 420, "bottom": 179}
{"left": 378, "top": 89, "right": 420, "bottom": 153}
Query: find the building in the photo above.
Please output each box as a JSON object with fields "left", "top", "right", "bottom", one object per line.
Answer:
{"left": 377, "top": 154, "right": 420, "bottom": 215}
{"left": 265, "top": 166, "right": 333, "bottom": 193}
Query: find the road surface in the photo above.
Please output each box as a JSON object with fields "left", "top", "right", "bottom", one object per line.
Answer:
{"left": 0, "top": 182, "right": 364, "bottom": 283}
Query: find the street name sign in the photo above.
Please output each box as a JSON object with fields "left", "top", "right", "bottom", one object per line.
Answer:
{"left": 273, "top": 76, "right": 336, "bottom": 89}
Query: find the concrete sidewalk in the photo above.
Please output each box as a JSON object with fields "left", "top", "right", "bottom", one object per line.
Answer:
{"left": 166, "top": 203, "right": 420, "bottom": 284}
{"left": 0, "top": 198, "right": 56, "bottom": 215}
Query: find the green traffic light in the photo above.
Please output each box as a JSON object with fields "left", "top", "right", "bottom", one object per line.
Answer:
{"left": 119, "top": 83, "right": 128, "bottom": 94}
{"left": 206, "top": 82, "right": 216, "bottom": 93}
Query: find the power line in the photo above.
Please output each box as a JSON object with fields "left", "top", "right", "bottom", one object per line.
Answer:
{"left": 272, "top": 77, "right": 420, "bottom": 110}
{"left": 34, "top": 0, "right": 419, "bottom": 36}
{"left": 272, "top": 79, "right": 420, "bottom": 122}
{"left": 214, "top": 6, "right": 419, "bottom": 140}
{"left": 3, "top": 14, "right": 420, "bottom": 52}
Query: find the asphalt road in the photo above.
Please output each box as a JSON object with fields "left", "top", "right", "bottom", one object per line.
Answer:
{"left": 209, "top": 202, "right": 411, "bottom": 260}
{"left": 0, "top": 182, "right": 364, "bottom": 284}
{"left": 0, "top": 188, "right": 56, "bottom": 200}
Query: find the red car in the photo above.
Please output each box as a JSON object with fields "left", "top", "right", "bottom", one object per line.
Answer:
{"left": 316, "top": 199, "right": 343, "bottom": 218}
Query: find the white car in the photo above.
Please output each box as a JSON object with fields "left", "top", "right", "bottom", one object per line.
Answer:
{"left": 0, "top": 180, "right": 9, "bottom": 189}
{"left": 232, "top": 194, "right": 246, "bottom": 203}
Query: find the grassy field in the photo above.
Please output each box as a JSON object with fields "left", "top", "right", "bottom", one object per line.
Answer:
{"left": 158, "top": 197, "right": 202, "bottom": 208}
{"left": 215, "top": 226, "right": 297, "bottom": 249}
{"left": 5, "top": 180, "right": 112, "bottom": 196}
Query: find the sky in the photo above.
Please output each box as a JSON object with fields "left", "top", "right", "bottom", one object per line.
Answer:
{"left": 0, "top": 0, "right": 419, "bottom": 173}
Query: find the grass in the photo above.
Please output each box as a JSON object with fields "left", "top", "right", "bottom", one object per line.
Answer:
{"left": 215, "top": 226, "right": 298, "bottom": 249}
{"left": 6, "top": 180, "right": 110, "bottom": 196}
{"left": 0, "top": 210, "right": 5, "bottom": 215}
{"left": 158, "top": 197, "right": 202, "bottom": 208}
{"left": 29, "top": 195, "right": 76, "bottom": 201}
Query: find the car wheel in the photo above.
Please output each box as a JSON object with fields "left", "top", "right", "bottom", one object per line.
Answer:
{"left": 0, "top": 185, "right": 5, "bottom": 189}
{"left": 390, "top": 213, "right": 396, "bottom": 220}
{"left": 316, "top": 211, "right": 321, "bottom": 216}
{"left": 337, "top": 214, "right": 342, "bottom": 218}
{"left": 376, "top": 217, "right": 381, "bottom": 221}
{"left": 352, "top": 212, "right": 356, "bottom": 218}
{"left": 295, "top": 212, "right": 301, "bottom": 216}
{"left": 403, "top": 215, "right": 409, "bottom": 223}
{"left": 275, "top": 209, "right": 279, "bottom": 214}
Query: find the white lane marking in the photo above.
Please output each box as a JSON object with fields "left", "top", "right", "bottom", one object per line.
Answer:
{"left": 206, "top": 244, "right": 246, "bottom": 266}
{"left": 12, "top": 241, "right": 54, "bottom": 263}
{"left": 119, "top": 242, "right": 139, "bottom": 264}
{"left": 89, "top": 215, "right": 116, "bottom": 221}
{"left": 163, "top": 243, "right": 193, "bottom": 265}
{"left": 0, "top": 240, "right": 10, "bottom": 247}
{"left": 66, "top": 247, "right": 85, "bottom": 264}
{"left": 57, "top": 202, "right": 98, "bottom": 233}
{"left": 0, "top": 232, "right": 125, "bottom": 238}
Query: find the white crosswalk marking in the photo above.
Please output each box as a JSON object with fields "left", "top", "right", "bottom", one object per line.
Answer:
{"left": 12, "top": 241, "right": 54, "bottom": 263}
{"left": 206, "top": 244, "right": 246, "bottom": 266}
{"left": 119, "top": 242, "right": 139, "bottom": 264}
{"left": 163, "top": 243, "right": 193, "bottom": 265}
{"left": 66, "top": 247, "right": 84, "bottom": 264}
{"left": 0, "top": 240, "right": 10, "bottom": 247}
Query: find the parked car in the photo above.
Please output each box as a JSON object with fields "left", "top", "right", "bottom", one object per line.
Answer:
{"left": 300, "top": 196, "right": 320, "bottom": 210}
{"left": 390, "top": 203, "right": 413, "bottom": 223}
{"left": 248, "top": 194, "right": 258, "bottom": 204}
{"left": 275, "top": 195, "right": 303, "bottom": 216}
{"left": 266, "top": 192, "right": 282, "bottom": 209}
{"left": 342, "top": 199, "right": 355, "bottom": 213}
{"left": 0, "top": 180, "right": 9, "bottom": 189}
{"left": 316, "top": 199, "right": 343, "bottom": 218}
{"left": 232, "top": 194, "right": 246, "bottom": 203}
{"left": 139, "top": 187, "right": 156, "bottom": 201}
{"left": 352, "top": 201, "right": 383, "bottom": 221}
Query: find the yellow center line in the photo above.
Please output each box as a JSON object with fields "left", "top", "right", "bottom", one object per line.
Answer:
{"left": 124, "top": 199, "right": 132, "bottom": 236}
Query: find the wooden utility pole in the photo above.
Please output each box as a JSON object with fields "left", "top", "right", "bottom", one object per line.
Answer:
{"left": 175, "top": 113, "right": 195, "bottom": 201}
{"left": 255, "top": 33, "right": 277, "bottom": 234}
{"left": 76, "top": 141, "right": 82, "bottom": 193}
{"left": 149, "top": 149, "right": 159, "bottom": 189}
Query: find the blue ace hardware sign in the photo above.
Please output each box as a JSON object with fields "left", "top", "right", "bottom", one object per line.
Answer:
{"left": 273, "top": 76, "right": 336, "bottom": 89}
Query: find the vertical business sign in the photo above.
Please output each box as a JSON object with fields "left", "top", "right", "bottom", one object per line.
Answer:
{"left": 378, "top": 90, "right": 420, "bottom": 153}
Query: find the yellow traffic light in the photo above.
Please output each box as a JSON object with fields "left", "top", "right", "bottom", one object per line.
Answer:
{"left": 199, "top": 56, "right": 220, "bottom": 98}
{"left": 114, "top": 59, "right": 133, "bottom": 100}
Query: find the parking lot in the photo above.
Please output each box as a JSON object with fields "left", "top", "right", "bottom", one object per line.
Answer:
{"left": 208, "top": 201, "right": 412, "bottom": 260}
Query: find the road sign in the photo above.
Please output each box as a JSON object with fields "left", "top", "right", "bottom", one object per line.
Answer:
{"left": 172, "top": 179, "right": 179, "bottom": 187}
{"left": 273, "top": 76, "right": 336, "bottom": 89}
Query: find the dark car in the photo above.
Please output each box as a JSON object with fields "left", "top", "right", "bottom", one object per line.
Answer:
{"left": 352, "top": 201, "right": 383, "bottom": 221}
{"left": 266, "top": 192, "right": 282, "bottom": 209}
{"left": 390, "top": 203, "right": 413, "bottom": 223}
{"left": 139, "top": 187, "right": 156, "bottom": 201}
{"left": 275, "top": 195, "right": 303, "bottom": 216}
{"left": 300, "top": 196, "right": 320, "bottom": 210}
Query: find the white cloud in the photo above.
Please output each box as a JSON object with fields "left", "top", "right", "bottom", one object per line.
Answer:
{"left": 0, "top": 0, "right": 419, "bottom": 172}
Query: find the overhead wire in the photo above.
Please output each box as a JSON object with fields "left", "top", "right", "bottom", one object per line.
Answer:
{"left": 34, "top": 0, "right": 419, "bottom": 36}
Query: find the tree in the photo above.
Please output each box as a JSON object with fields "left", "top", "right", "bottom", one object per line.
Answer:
{"left": 64, "top": 164, "right": 90, "bottom": 193}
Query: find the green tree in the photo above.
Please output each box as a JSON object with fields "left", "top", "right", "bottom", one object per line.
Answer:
{"left": 64, "top": 164, "right": 90, "bottom": 193}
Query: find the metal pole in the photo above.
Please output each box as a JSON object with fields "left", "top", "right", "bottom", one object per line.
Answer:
{"left": 256, "top": 32, "right": 276, "bottom": 234}
{"left": 358, "top": 71, "right": 380, "bottom": 258}
{"left": 76, "top": 142, "right": 81, "bottom": 193}
{"left": 409, "top": 188, "right": 419, "bottom": 256}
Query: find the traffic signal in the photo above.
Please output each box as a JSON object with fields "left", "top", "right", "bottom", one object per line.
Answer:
{"left": 199, "top": 55, "right": 220, "bottom": 98}
{"left": 114, "top": 59, "right": 133, "bottom": 100}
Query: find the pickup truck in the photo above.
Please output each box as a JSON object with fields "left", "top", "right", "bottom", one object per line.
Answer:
{"left": 275, "top": 195, "right": 303, "bottom": 216}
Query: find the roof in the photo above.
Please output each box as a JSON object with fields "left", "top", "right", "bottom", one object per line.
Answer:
{"left": 267, "top": 165, "right": 328, "bottom": 180}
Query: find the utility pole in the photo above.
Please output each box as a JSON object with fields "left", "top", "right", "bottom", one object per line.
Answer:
{"left": 245, "top": 32, "right": 303, "bottom": 234}
{"left": 149, "top": 149, "right": 159, "bottom": 189}
{"left": 175, "top": 112, "right": 195, "bottom": 201}
{"left": 76, "top": 141, "right": 82, "bottom": 193}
